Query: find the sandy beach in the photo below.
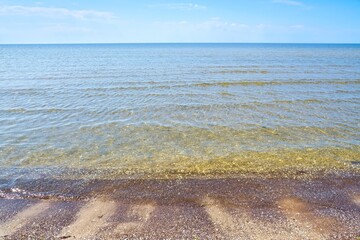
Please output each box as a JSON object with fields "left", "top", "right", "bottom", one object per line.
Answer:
{"left": 0, "top": 173, "right": 359, "bottom": 239}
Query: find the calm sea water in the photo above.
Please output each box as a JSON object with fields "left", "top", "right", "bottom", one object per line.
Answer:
{"left": 0, "top": 43, "right": 360, "bottom": 180}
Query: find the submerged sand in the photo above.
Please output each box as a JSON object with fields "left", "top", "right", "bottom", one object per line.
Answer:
{"left": 0, "top": 174, "right": 359, "bottom": 239}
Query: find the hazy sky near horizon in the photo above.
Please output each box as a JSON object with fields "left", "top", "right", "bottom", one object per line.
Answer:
{"left": 0, "top": 0, "right": 359, "bottom": 44}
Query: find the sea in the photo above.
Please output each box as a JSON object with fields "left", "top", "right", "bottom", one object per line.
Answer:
{"left": 0, "top": 43, "right": 359, "bottom": 187}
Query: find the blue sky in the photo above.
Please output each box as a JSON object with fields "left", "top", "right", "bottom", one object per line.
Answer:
{"left": 0, "top": 0, "right": 359, "bottom": 43}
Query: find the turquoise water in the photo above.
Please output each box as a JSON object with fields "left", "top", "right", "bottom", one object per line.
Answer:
{"left": 0, "top": 44, "right": 360, "bottom": 178}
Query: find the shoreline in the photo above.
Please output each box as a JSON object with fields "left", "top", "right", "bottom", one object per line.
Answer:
{"left": 0, "top": 174, "right": 359, "bottom": 239}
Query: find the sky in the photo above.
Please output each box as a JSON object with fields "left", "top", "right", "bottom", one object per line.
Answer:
{"left": 0, "top": 0, "right": 359, "bottom": 44}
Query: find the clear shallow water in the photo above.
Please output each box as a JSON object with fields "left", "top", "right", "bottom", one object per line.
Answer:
{"left": 0, "top": 43, "right": 360, "bottom": 179}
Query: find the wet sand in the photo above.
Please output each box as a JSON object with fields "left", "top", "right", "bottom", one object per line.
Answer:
{"left": 0, "top": 174, "right": 359, "bottom": 239}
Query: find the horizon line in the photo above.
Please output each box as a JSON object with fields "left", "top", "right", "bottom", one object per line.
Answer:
{"left": 1, "top": 42, "right": 360, "bottom": 45}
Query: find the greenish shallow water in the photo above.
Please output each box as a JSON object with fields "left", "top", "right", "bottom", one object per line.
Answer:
{"left": 0, "top": 43, "right": 360, "bottom": 181}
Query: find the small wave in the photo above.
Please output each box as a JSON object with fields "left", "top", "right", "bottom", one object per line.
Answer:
{"left": 69, "top": 80, "right": 360, "bottom": 92}
{"left": 192, "top": 80, "right": 360, "bottom": 87}
{"left": 219, "top": 92, "right": 236, "bottom": 96}
{"left": 211, "top": 70, "right": 269, "bottom": 74}
{"left": 0, "top": 188, "right": 84, "bottom": 201}
{"left": 274, "top": 99, "right": 323, "bottom": 104}
{"left": 336, "top": 90, "right": 360, "bottom": 94}
{"left": 2, "top": 108, "right": 76, "bottom": 114}
{"left": 0, "top": 88, "right": 52, "bottom": 96}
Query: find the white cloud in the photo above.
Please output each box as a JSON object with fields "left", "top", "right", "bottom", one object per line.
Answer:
{"left": 255, "top": 23, "right": 305, "bottom": 30}
{"left": 153, "top": 18, "right": 249, "bottom": 34}
{"left": 256, "top": 24, "right": 267, "bottom": 29}
{"left": 291, "top": 24, "right": 305, "bottom": 29}
{"left": 0, "top": 5, "right": 116, "bottom": 20}
{"left": 42, "top": 24, "right": 93, "bottom": 33}
{"left": 272, "top": 0, "right": 304, "bottom": 6}
{"left": 199, "top": 19, "right": 248, "bottom": 30}
{"left": 150, "top": 3, "right": 206, "bottom": 10}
